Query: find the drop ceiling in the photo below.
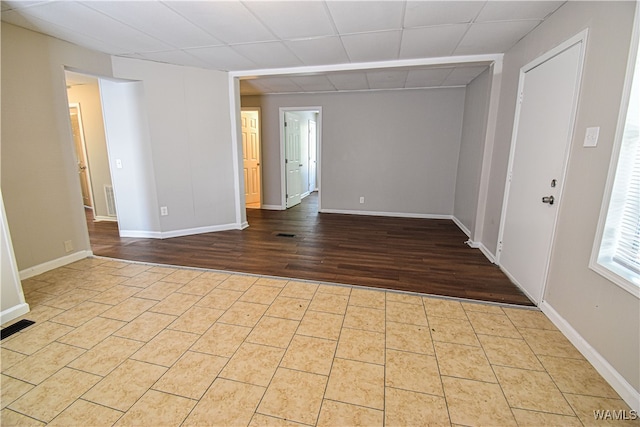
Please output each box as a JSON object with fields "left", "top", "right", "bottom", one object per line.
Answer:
{"left": 1, "top": 1, "right": 566, "bottom": 95}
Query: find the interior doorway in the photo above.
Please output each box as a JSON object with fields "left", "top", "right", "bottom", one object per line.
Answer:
{"left": 69, "top": 104, "right": 94, "bottom": 212}
{"left": 241, "top": 108, "right": 262, "bottom": 209}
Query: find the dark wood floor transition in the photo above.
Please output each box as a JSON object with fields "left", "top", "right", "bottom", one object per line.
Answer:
{"left": 87, "top": 193, "right": 533, "bottom": 306}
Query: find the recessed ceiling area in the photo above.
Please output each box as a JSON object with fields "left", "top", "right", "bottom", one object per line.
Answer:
{"left": 1, "top": 1, "right": 566, "bottom": 94}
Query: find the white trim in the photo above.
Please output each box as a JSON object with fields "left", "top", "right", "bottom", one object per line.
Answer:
{"left": 119, "top": 230, "right": 164, "bottom": 238}
{"left": 540, "top": 301, "right": 640, "bottom": 412}
{"left": 1, "top": 303, "right": 30, "bottom": 325}
{"left": 301, "top": 191, "right": 310, "bottom": 199}
{"left": 229, "top": 75, "right": 244, "bottom": 229}
{"left": 320, "top": 208, "right": 451, "bottom": 220}
{"left": 19, "top": 250, "right": 93, "bottom": 280}
{"left": 93, "top": 216, "right": 117, "bottom": 222}
{"left": 261, "top": 204, "right": 285, "bottom": 211}
{"left": 496, "top": 30, "right": 589, "bottom": 304}
{"left": 253, "top": 85, "right": 466, "bottom": 97}
{"left": 240, "top": 221, "right": 249, "bottom": 230}
{"left": 452, "top": 216, "right": 471, "bottom": 238}
{"left": 68, "top": 103, "right": 98, "bottom": 214}
{"left": 120, "top": 222, "right": 242, "bottom": 239}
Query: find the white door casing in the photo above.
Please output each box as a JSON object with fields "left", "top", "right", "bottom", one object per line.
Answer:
{"left": 285, "top": 112, "right": 303, "bottom": 208}
{"left": 308, "top": 120, "right": 317, "bottom": 193}
{"left": 497, "top": 33, "right": 587, "bottom": 304}
{"left": 242, "top": 110, "right": 261, "bottom": 206}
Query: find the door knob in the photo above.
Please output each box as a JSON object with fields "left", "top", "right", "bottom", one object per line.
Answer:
{"left": 542, "top": 196, "right": 555, "bottom": 205}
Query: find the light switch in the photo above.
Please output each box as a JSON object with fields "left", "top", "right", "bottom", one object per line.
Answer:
{"left": 584, "top": 127, "right": 600, "bottom": 147}
{"left": 116, "top": 159, "right": 123, "bottom": 169}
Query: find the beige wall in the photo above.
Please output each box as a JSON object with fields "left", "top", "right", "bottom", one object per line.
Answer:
{"left": 483, "top": 1, "right": 639, "bottom": 396}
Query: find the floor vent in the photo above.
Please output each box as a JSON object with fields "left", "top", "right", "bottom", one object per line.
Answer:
{"left": 104, "top": 185, "right": 117, "bottom": 217}
{"left": 1, "top": 319, "right": 35, "bottom": 340}
{"left": 276, "top": 233, "right": 296, "bottom": 238}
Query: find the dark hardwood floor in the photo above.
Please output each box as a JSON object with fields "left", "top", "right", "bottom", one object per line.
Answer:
{"left": 86, "top": 193, "right": 533, "bottom": 306}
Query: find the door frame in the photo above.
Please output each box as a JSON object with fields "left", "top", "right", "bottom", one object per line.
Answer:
{"left": 279, "top": 107, "right": 322, "bottom": 210}
{"left": 241, "top": 107, "right": 262, "bottom": 208}
{"left": 495, "top": 30, "right": 588, "bottom": 304}
{"left": 69, "top": 102, "right": 97, "bottom": 214}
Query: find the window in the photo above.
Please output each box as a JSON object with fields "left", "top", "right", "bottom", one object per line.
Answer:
{"left": 592, "top": 8, "right": 640, "bottom": 298}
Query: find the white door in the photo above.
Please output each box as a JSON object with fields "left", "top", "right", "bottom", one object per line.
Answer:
{"left": 285, "top": 112, "right": 302, "bottom": 208}
{"left": 308, "top": 120, "right": 317, "bottom": 192}
{"left": 242, "top": 111, "right": 261, "bottom": 206}
{"left": 498, "top": 40, "right": 584, "bottom": 304}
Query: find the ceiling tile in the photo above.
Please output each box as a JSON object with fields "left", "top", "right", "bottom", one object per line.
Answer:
{"left": 404, "top": 1, "right": 486, "bottom": 28}
{"left": 341, "top": 30, "right": 402, "bottom": 63}
{"left": 290, "top": 75, "right": 337, "bottom": 92}
{"left": 443, "top": 65, "right": 489, "bottom": 86}
{"left": 405, "top": 67, "right": 453, "bottom": 88}
{"left": 326, "top": 72, "right": 370, "bottom": 91}
{"left": 366, "top": 69, "right": 409, "bottom": 89}
{"left": 400, "top": 24, "right": 469, "bottom": 59}
{"left": 242, "top": 1, "right": 335, "bottom": 40}
{"left": 326, "top": 1, "right": 404, "bottom": 34}
{"left": 285, "top": 36, "right": 349, "bottom": 66}
{"left": 231, "top": 42, "right": 303, "bottom": 69}
{"left": 251, "top": 76, "right": 303, "bottom": 93}
{"left": 136, "top": 50, "right": 213, "bottom": 69}
{"left": 454, "top": 20, "right": 541, "bottom": 55}
{"left": 186, "top": 45, "right": 257, "bottom": 71}
{"left": 165, "top": 1, "right": 277, "bottom": 44}
{"left": 84, "top": 1, "right": 223, "bottom": 49}
{"left": 240, "top": 79, "right": 266, "bottom": 96}
{"left": 475, "top": 1, "right": 565, "bottom": 22}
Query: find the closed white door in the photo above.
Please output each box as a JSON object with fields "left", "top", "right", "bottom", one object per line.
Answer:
{"left": 308, "top": 120, "right": 317, "bottom": 192}
{"left": 498, "top": 40, "right": 584, "bottom": 304}
{"left": 285, "top": 112, "right": 302, "bottom": 208}
{"left": 242, "top": 111, "right": 261, "bottom": 206}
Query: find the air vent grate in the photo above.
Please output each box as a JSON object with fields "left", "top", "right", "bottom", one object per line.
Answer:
{"left": 105, "top": 185, "right": 117, "bottom": 217}
{"left": 1, "top": 319, "right": 35, "bottom": 340}
{"left": 276, "top": 233, "right": 296, "bottom": 238}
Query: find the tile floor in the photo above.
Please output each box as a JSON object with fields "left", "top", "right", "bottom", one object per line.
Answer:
{"left": 1, "top": 257, "right": 637, "bottom": 426}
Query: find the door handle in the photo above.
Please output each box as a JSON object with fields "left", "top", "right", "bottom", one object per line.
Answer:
{"left": 542, "top": 196, "right": 555, "bottom": 205}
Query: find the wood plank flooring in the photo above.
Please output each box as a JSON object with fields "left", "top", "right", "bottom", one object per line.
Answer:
{"left": 87, "top": 194, "right": 533, "bottom": 306}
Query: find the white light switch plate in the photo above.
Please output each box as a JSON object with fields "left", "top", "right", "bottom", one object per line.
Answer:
{"left": 584, "top": 127, "right": 600, "bottom": 147}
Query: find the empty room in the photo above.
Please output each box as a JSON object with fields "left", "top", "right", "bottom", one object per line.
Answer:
{"left": 1, "top": 1, "right": 639, "bottom": 426}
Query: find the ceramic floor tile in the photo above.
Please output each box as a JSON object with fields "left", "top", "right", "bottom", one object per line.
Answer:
{"left": 47, "top": 399, "right": 123, "bottom": 426}
{"left": 462, "top": 302, "right": 505, "bottom": 314}
{"left": 434, "top": 341, "right": 496, "bottom": 383}
{"left": 121, "top": 271, "right": 167, "bottom": 289}
{"left": 317, "top": 283, "right": 351, "bottom": 296}
{"left": 317, "top": 399, "right": 383, "bottom": 426}
{"left": 386, "top": 292, "right": 423, "bottom": 305}
{"left": 564, "top": 393, "right": 638, "bottom": 427}
{"left": 134, "top": 281, "right": 182, "bottom": 301}
{"left": 280, "top": 335, "right": 337, "bottom": 376}
{"left": 386, "top": 301, "right": 428, "bottom": 325}
{"left": 90, "top": 285, "right": 141, "bottom": 305}
{"left": 100, "top": 297, "right": 157, "bottom": 322}
{"left": 0, "top": 348, "right": 27, "bottom": 372}
{"left": 325, "top": 358, "right": 385, "bottom": 410}
{"left": 7, "top": 305, "right": 64, "bottom": 326}
{"left": 176, "top": 277, "right": 222, "bottom": 296}
{"left": 240, "top": 284, "right": 282, "bottom": 305}
{"left": 511, "top": 408, "right": 583, "bottom": 426}
{"left": 131, "top": 329, "right": 199, "bottom": 367}
{"left": 423, "top": 297, "right": 467, "bottom": 319}
{"left": 114, "top": 389, "right": 195, "bottom": 426}
{"left": 385, "top": 321, "right": 434, "bottom": 355}
{"left": 167, "top": 306, "right": 225, "bottom": 335}
{"left": 160, "top": 269, "right": 203, "bottom": 284}
{"left": 477, "top": 334, "right": 544, "bottom": 371}
{"left": 1, "top": 375, "right": 34, "bottom": 409}
{"left": 50, "top": 301, "right": 112, "bottom": 327}
{"left": 109, "top": 263, "right": 150, "bottom": 278}
{"left": 57, "top": 316, "right": 126, "bottom": 349}
{"left": 219, "top": 342, "right": 285, "bottom": 387}
{"left": 493, "top": 365, "right": 574, "bottom": 415}
{"left": 82, "top": 359, "right": 167, "bottom": 412}
{"left": 183, "top": 378, "right": 265, "bottom": 427}
{"left": 68, "top": 336, "right": 144, "bottom": 376}
{"left": 218, "top": 301, "right": 269, "bottom": 327}
{"left": 246, "top": 316, "right": 299, "bottom": 348}
{"left": 2, "top": 322, "right": 74, "bottom": 355}
{"left": 40, "top": 288, "right": 100, "bottom": 310}
{"left": 249, "top": 413, "right": 307, "bottom": 426}
{"left": 198, "top": 271, "right": 231, "bottom": 282}
{"left": 265, "top": 296, "right": 310, "bottom": 321}
{"left": 335, "top": 327, "right": 385, "bottom": 364}
{"left": 519, "top": 327, "right": 584, "bottom": 359}
{"left": 148, "top": 292, "right": 201, "bottom": 316}
{"left": 145, "top": 266, "right": 177, "bottom": 276}
{"left": 113, "top": 311, "right": 177, "bottom": 342}
{"left": 503, "top": 307, "right": 556, "bottom": 330}
{"left": 254, "top": 277, "right": 288, "bottom": 288}
{"left": 385, "top": 349, "right": 443, "bottom": 396}
{"left": 343, "top": 305, "right": 385, "bottom": 333}
{"left": 467, "top": 311, "right": 521, "bottom": 338}
{"left": 308, "top": 292, "right": 349, "bottom": 315}
{"left": 539, "top": 355, "right": 620, "bottom": 398}
{"left": 9, "top": 368, "right": 101, "bottom": 423}
{"left": 280, "top": 281, "right": 319, "bottom": 299}
{"left": 4, "top": 342, "right": 85, "bottom": 385}
{"left": 1, "top": 408, "right": 45, "bottom": 426}
{"left": 196, "top": 288, "right": 244, "bottom": 310}
{"left": 296, "top": 310, "right": 343, "bottom": 340}
{"left": 442, "top": 376, "right": 517, "bottom": 426}
{"left": 257, "top": 367, "right": 327, "bottom": 425}
{"left": 348, "top": 288, "right": 386, "bottom": 309}
{"left": 191, "top": 322, "right": 252, "bottom": 357}
{"left": 385, "top": 387, "right": 450, "bottom": 426}
{"left": 153, "top": 351, "right": 228, "bottom": 400}
{"left": 218, "top": 274, "right": 259, "bottom": 292}
{"left": 429, "top": 316, "right": 480, "bottom": 346}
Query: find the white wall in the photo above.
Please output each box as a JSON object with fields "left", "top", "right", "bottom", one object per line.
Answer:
{"left": 453, "top": 68, "right": 492, "bottom": 237}
{"left": 243, "top": 88, "right": 466, "bottom": 216}
{"left": 482, "top": 1, "right": 639, "bottom": 404}
{"left": 1, "top": 191, "right": 29, "bottom": 324}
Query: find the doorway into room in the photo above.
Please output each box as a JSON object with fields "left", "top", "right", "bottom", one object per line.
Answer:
{"left": 241, "top": 108, "right": 262, "bottom": 209}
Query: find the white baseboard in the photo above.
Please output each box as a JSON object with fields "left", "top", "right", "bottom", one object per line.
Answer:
{"left": 19, "top": 250, "right": 93, "bottom": 280}
{"left": 540, "top": 301, "right": 640, "bottom": 412}
{"left": 240, "top": 221, "right": 249, "bottom": 230}
{"left": 1, "top": 302, "right": 30, "bottom": 325}
{"left": 120, "top": 223, "right": 241, "bottom": 239}
{"left": 119, "top": 230, "right": 163, "bottom": 238}
{"left": 466, "top": 241, "right": 496, "bottom": 264}
{"left": 301, "top": 191, "right": 311, "bottom": 199}
{"left": 452, "top": 216, "right": 471, "bottom": 237}
{"left": 261, "top": 204, "right": 285, "bottom": 211}
{"left": 320, "top": 208, "right": 452, "bottom": 220}
{"left": 94, "top": 216, "right": 117, "bottom": 222}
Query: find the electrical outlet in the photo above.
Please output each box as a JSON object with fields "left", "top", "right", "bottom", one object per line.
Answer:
{"left": 64, "top": 240, "right": 73, "bottom": 253}
{"left": 160, "top": 206, "right": 168, "bottom": 216}
{"left": 359, "top": 196, "right": 365, "bottom": 204}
